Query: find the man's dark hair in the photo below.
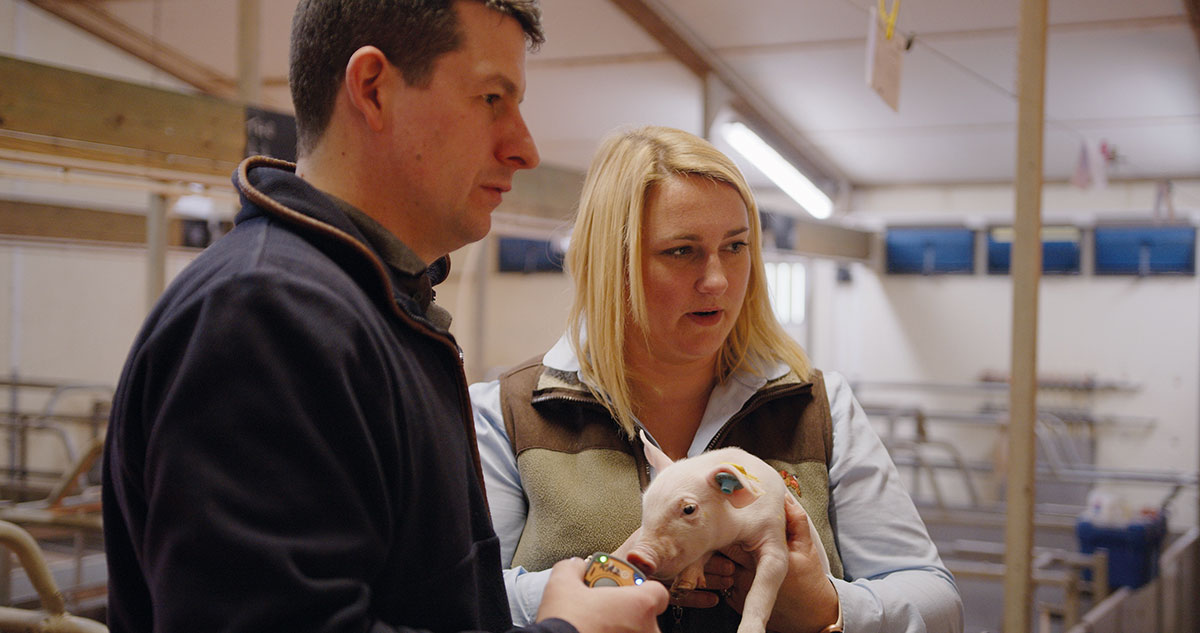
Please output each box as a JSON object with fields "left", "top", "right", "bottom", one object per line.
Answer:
{"left": 289, "top": 0, "right": 544, "bottom": 156}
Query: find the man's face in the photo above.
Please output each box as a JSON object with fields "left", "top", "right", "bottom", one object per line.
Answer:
{"left": 381, "top": 1, "right": 539, "bottom": 261}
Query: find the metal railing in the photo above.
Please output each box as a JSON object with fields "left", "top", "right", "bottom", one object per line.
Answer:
{"left": 0, "top": 520, "right": 106, "bottom": 633}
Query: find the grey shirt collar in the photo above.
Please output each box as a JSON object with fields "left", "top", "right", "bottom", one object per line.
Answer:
{"left": 330, "top": 196, "right": 453, "bottom": 331}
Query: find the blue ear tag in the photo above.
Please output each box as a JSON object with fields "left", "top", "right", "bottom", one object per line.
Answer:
{"left": 715, "top": 472, "right": 743, "bottom": 495}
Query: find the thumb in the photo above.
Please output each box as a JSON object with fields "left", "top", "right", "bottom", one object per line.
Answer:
{"left": 552, "top": 557, "right": 588, "bottom": 578}
{"left": 784, "top": 496, "right": 812, "bottom": 544}
{"left": 638, "top": 577, "right": 671, "bottom": 612}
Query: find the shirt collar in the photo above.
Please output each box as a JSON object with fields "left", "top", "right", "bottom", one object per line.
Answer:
{"left": 330, "top": 195, "right": 454, "bottom": 330}
{"left": 541, "top": 330, "right": 791, "bottom": 457}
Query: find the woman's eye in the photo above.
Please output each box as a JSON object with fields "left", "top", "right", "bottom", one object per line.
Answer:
{"left": 727, "top": 241, "right": 748, "bottom": 253}
{"left": 666, "top": 247, "right": 691, "bottom": 257}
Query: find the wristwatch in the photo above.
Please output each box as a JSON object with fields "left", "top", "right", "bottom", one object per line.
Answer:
{"left": 816, "top": 578, "right": 844, "bottom": 633}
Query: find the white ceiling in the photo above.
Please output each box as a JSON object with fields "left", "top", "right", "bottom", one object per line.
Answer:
{"left": 21, "top": 0, "right": 1200, "bottom": 217}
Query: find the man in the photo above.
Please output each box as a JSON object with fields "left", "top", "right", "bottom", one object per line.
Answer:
{"left": 101, "top": 1, "right": 669, "bottom": 632}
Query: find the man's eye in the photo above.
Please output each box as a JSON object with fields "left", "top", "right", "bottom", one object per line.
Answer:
{"left": 484, "top": 94, "right": 501, "bottom": 106}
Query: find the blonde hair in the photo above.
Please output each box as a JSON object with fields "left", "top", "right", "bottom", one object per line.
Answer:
{"left": 565, "top": 125, "right": 813, "bottom": 437}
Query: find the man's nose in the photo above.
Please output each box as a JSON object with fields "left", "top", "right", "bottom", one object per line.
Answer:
{"left": 501, "top": 110, "right": 540, "bottom": 170}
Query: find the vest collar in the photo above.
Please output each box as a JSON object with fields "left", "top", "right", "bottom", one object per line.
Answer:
{"left": 532, "top": 332, "right": 813, "bottom": 409}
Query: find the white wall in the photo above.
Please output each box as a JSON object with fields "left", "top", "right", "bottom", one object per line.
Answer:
{"left": 817, "top": 179, "right": 1200, "bottom": 530}
{"left": 437, "top": 236, "right": 574, "bottom": 383}
{"left": 1, "top": 238, "right": 197, "bottom": 474}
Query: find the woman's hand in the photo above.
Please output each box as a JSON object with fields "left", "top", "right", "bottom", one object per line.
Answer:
{"left": 719, "top": 502, "right": 840, "bottom": 633}
{"left": 667, "top": 554, "right": 736, "bottom": 608}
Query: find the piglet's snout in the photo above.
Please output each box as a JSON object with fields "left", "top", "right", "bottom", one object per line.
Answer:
{"left": 624, "top": 551, "right": 656, "bottom": 576}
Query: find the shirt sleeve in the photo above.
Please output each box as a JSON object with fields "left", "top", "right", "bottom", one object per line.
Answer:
{"left": 823, "top": 372, "right": 965, "bottom": 633}
{"left": 470, "top": 379, "right": 554, "bottom": 626}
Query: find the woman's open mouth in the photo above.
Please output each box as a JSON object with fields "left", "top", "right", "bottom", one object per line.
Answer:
{"left": 687, "top": 310, "right": 722, "bottom": 325}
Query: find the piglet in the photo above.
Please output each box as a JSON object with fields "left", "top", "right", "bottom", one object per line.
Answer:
{"left": 623, "top": 431, "right": 830, "bottom": 633}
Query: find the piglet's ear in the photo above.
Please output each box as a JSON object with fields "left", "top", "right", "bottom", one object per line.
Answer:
{"left": 640, "top": 430, "right": 675, "bottom": 473}
{"left": 709, "top": 463, "right": 764, "bottom": 509}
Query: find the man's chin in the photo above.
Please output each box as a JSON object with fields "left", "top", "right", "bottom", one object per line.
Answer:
{"left": 447, "top": 218, "right": 493, "bottom": 254}
{"left": 468, "top": 216, "right": 493, "bottom": 243}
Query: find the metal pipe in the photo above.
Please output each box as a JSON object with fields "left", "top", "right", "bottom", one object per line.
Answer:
{"left": 861, "top": 404, "right": 1155, "bottom": 429}
{"left": 0, "top": 522, "right": 107, "bottom": 631}
{"left": 891, "top": 454, "right": 1198, "bottom": 486}
{"left": 0, "top": 417, "right": 78, "bottom": 467}
{"left": 0, "top": 521, "right": 64, "bottom": 615}
{"left": 0, "top": 146, "right": 235, "bottom": 190}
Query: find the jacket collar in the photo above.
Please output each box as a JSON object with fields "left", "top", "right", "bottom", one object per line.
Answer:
{"left": 232, "top": 156, "right": 452, "bottom": 330}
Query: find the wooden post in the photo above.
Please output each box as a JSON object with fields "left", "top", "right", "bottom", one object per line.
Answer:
{"left": 146, "top": 193, "right": 168, "bottom": 312}
{"left": 237, "top": 0, "right": 261, "bottom": 105}
{"left": 455, "top": 235, "right": 490, "bottom": 384}
{"left": 1003, "top": 0, "right": 1047, "bottom": 630}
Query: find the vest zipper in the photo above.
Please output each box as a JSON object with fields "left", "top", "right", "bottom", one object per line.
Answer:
{"left": 530, "top": 392, "right": 607, "bottom": 408}
{"left": 704, "top": 381, "right": 812, "bottom": 450}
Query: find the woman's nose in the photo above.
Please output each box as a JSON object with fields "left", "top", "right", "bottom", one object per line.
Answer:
{"left": 697, "top": 256, "right": 729, "bottom": 295}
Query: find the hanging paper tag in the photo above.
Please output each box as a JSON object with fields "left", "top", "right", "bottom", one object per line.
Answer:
{"left": 866, "top": 7, "right": 904, "bottom": 112}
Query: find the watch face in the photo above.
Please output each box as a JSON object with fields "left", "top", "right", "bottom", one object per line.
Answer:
{"left": 583, "top": 552, "right": 647, "bottom": 587}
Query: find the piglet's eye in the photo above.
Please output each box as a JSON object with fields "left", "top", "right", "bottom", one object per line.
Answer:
{"left": 682, "top": 504, "right": 697, "bottom": 515}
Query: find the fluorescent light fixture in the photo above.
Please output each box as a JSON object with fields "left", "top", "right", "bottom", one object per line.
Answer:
{"left": 721, "top": 121, "right": 833, "bottom": 220}
{"left": 172, "top": 194, "right": 216, "bottom": 220}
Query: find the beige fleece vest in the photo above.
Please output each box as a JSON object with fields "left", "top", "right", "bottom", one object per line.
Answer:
{"left": 497, "top": 359, "right": 844, "bottom": 581}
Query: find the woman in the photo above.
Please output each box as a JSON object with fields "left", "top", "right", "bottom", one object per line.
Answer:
{"left": 471, "top": 126, "right": 963, "bottom": 633}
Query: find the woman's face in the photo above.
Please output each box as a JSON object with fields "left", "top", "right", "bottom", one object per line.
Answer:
{"left": 631, "top": 174, "right": 752, "bottom": 370}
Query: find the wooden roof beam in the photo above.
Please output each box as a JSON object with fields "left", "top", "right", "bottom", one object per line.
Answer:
{"left": 1186, "top": 0, "right": 1200, "bottom": 57}
{"left": 26, "top": 0, "right": 235, "bottom": 98}
{"left": 0, "top": 54, "right": 245, "bottom": 178}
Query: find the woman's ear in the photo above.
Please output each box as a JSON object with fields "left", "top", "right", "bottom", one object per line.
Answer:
{"left": 343, "top": 46, "right": 389, "bottom": 132}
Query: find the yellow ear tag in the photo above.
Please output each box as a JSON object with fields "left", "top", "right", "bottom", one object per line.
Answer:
{"left": 719, "top": 462, "right": 764, "bottom": 498}
{"left": 721, "top": 462, "right": 761, "bottom": 483}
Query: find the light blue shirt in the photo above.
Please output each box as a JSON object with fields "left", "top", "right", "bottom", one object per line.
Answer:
{"left": 470, "top": 334, "right": 964, "bottom": 633}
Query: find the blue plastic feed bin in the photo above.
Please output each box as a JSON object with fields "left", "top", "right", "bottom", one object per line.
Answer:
{"left": 1076, "top": 515, "right": 1167, "bottom": 590}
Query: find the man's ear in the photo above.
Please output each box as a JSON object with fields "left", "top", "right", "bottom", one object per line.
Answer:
{"left": 343, "top": 46, "right": 389, "bottom": 132}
